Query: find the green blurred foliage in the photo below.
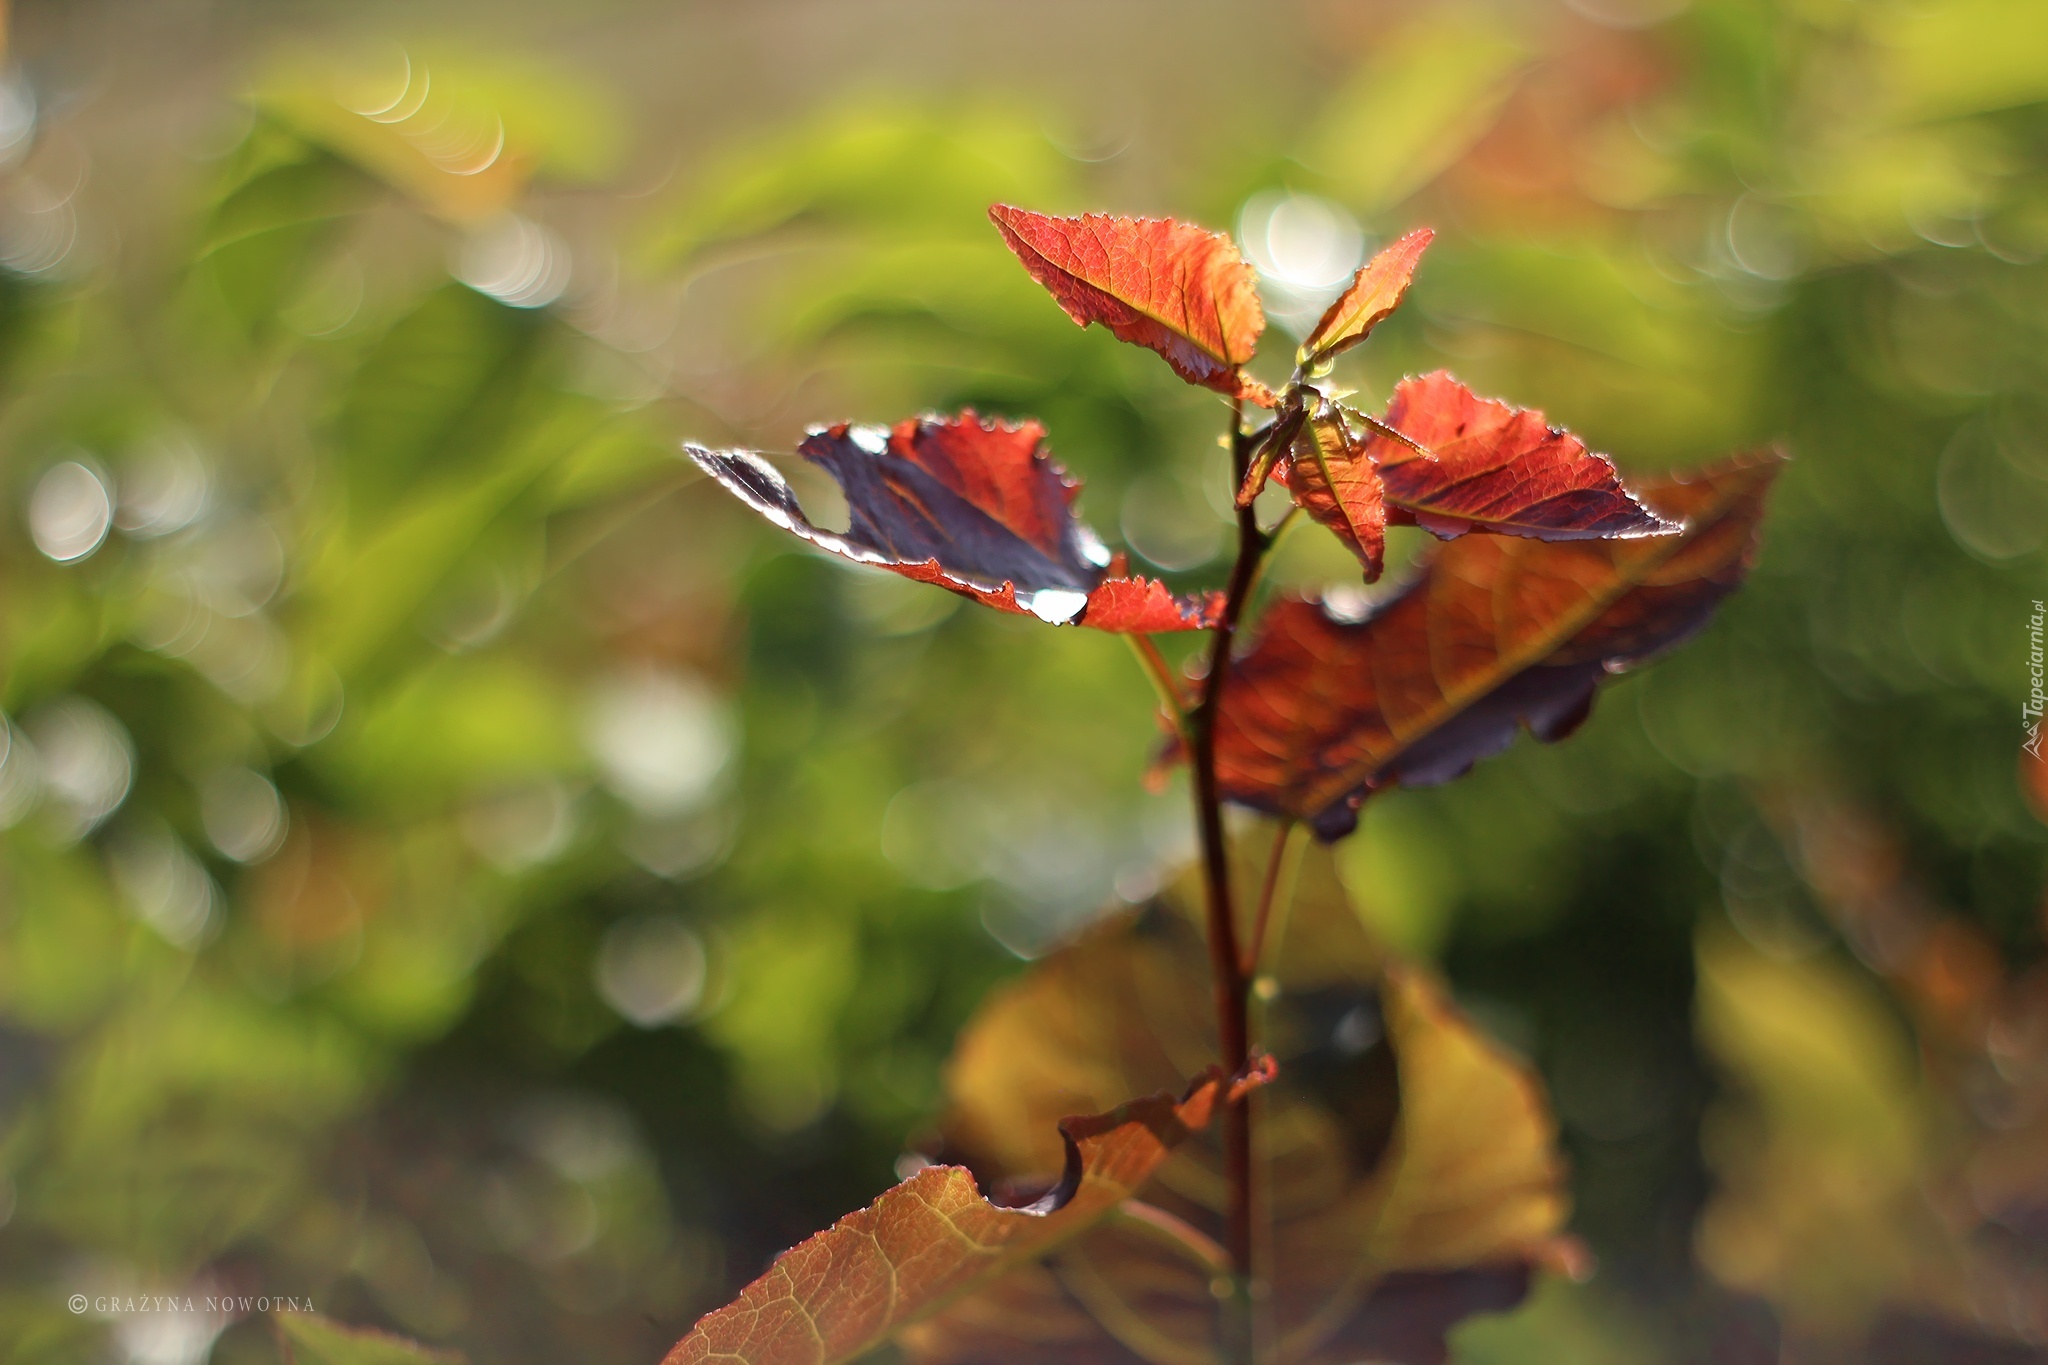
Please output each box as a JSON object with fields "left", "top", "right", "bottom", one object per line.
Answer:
{"left": 0, "top": 1, "right": 2041, "bottom": 1363}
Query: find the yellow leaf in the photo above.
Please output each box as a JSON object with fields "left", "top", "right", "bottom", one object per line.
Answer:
{"left": 912, "top": 843, "right": 1573, "bottom": 1364}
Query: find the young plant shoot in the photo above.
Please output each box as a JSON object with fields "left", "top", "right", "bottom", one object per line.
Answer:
{"left": 674, "top": 206, "right": 1780, "bottom": 1365}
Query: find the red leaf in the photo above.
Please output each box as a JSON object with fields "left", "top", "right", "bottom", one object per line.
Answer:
{"left": 1073, "top": 575, "right": 1223, "bottom": 635}
{"left": 1368, "top": 372, "right": 1675, "bottom": 542}
{"left": 1184, "top": 454, "right": 1781, "bottom": 838}
{"left": 663, "top": 1070, "right": 1252, "bottom": 1365}
{"left": 990, "top": 205, "right": 1266, "bottom": 398}
{"left": 1275, "top": 408, "right": 1389, "bottom": 581}
{"left": 1299, "top": 228, "right": 1435, "bottom": 369}
{"left": 689, "top": 411, "right": 1219, "bottom": 633}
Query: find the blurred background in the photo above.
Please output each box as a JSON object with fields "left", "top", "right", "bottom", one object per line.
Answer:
{"left": 0, "top": 0, "right": 2043, "bottom": 1361}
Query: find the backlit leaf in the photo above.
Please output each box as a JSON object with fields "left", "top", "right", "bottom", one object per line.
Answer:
{"left": 689, "top": 411, "right": 1220, "bottom": 633}
{"left": 663, "top": 1071, "right": 1241, "bottom": 1365}
{"left": 905, "top": 847, "right": 1573, "bottom": 1365}
{"left": 1365, "top": 372, "right": 1676, "bottom": 543}
{"left": 1299, "top": 228, "right": 1435, "bottom": 370}
{"left": 989, "top": 205, "right": 1266, "bottom": 398}
{"left": 1276, "top": 407, "right": 1389, "bottom": 581}
{"left": 1193, "top": 454, "right": 1780, "bottom": 838}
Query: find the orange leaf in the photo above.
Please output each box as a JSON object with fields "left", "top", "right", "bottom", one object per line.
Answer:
{"left": 1276, "top": 408, "right": 1389, "bottom": 581}
{"left": 906, "top": 847, "right": 1575, "bottom": 1365}
{"left": 990, "top": 205, "right": 1266, "bottom": 398}
{"left": 1196, "top": 453, "right": 1781, "bottom": 838}
{"left": 1367, "top": 372, "right": 1675, "bottom": 542}
{"left": 663, "top": 1073, "right": 1240, "bottom": 1365}
{"left": 689, "top": 412, "right": 1219, "bottom": 633}
{"left": 1298, "top": 228, "right": 1434, "bottom": 370}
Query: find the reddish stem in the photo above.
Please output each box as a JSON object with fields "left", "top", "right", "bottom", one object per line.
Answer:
{"left": 1190, "top": 398, "right": 1268, "bottom": 1318}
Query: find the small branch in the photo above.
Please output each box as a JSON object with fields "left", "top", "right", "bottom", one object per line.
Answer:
{"left": 1254, "top": 823, "right": 1310, "bottom": 987}
{"left": 1241, "top": 506, "right": 1299, "bottom": 612}
{"left": 1125, "top": 633, "right": 1190, "bottom": 741}
{"left": 1239, "top": 820, "right": 1298, "bottom": 979}
{"left": 1108, "top": 1199, "right": 1231, "bottom": 1277}
{"left": 1189, "top": 392, "right": 1268, "bottom": 1364}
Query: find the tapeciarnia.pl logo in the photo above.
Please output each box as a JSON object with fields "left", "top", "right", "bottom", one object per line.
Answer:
{"left": 2027, "top": 599, "right": 2044, "bottom": 761}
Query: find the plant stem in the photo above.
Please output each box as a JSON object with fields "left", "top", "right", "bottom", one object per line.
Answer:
{"left": 1189, "top": 394, "right": 1269, "bottom": 1360}
{"left": 1240, "top": 820, "right": 1297, "bottom": 979}
{"left": 1125, "top": 633, "right": 1190, "bottom": 741}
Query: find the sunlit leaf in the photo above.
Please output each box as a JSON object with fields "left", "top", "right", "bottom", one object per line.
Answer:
{"left": 989, "top": 206, "right": 1266, "bottom": 398}
{"left": 905, "top": 846, "right": 1573, "bottom": 1364}
{"left": 689, "top": 412, "right": 1220, "bottom": 632}
{"left": 1363, "top": 372, "right": 1675, "bottom": 543}
{"left": 276, "top": 1310, "right": 465, "bottom": 1365}
{"left": 1277, "top": 408, "right": 1388, "bottom": 581}
{"left": 1252, "top": 373, "right": 1670, "bottom": 578}
{"left": 662, "top": 1071, "right": 1243, "bottom": 1365}
{"left": 1187, "top": 455, "right": 1779, "bottom": 838}
{"left": 1299, "top": 228, "right": 1434, "bottom": 370}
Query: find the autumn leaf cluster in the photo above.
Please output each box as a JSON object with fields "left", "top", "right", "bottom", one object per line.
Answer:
{"left": 691, "top": 207, "right": 1777, "bottom": 832}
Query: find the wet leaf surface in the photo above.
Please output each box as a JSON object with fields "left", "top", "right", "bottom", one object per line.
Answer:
{"left": 1195, "top": 455, "right": 1780, "bottom": 838}
{"left": 663, "top": 1073, "right": 1240, "bottom": 1365}
{"left": 690, "top": 411, "right": 1219, "bottom": 633}
{"left": 990, "top": 206, "right": 1266, "bottom": 398}
{"left": 906, "top": 846, "right": 1573, "bottom": 1365}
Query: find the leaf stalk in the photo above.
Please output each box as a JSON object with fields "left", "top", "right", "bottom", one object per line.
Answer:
{"left": 1126, "top": 633, "right": 1191, "bottom": 742}
{"left": 1240, "top": 820, "right": 1299, "bottom": 979}
{"left": 1108, "top": 1199, "right": 1233, "bottom": 1277}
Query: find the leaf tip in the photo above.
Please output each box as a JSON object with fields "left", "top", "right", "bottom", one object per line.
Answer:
{"left": 1226, "top": 1051, "right": 1279, "bottom": 1103}
{"left": 1299, "top": 223, "right": 1438, "bottom": 366}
